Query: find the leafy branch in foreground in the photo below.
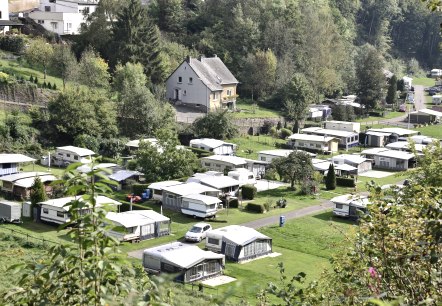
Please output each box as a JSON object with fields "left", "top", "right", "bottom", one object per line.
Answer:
{"left": 3, "top": 163, "right": 160, "bottom": 305}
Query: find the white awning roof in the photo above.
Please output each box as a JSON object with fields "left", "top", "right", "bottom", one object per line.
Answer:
{"left": 106, "top": 210, "right": 169, "bottom": 227}
{"left": 0, "top": 172, "right": 53, "bottom": 183}
{"left": 414, "top": 108, "right": 442, "bottom": 117}
{"left": 148, "top": 181, "right": 182, "bottom": 190}
{"left": 13, "top": 174, "right": 57, "bottom": 188}
{"left": 190, "top": 138, "right": 236, "bottom": 149}
{"left": 330, "top": 194, "right": 370, "bottom": 208}
{"left": 162, "top": 182, "right": 219, "bottom": 196}
{"left": 182, "top": 194, "right": 222, "bottom": 205}
{"left": 189, "top": 175, "right": 240, "bottom": 189}
{"left": 125, "top": 138, "right": 158, "bottom": 148}
{"left": 201, "top": 155, "right": 247, "bottom": 166}
{"left": 56, "top": 146, "right": 95, "bottom": 156}
{"left": 258, "top": 149, "right": 316, "bottom": 157}
{"left": 39, "top": 195, "right": 121, "bottom": 211}
{"left": 211, "top": 225, "right": 271, "bottom": 246}
{"left": 0, "top": 154, "right": 36, "bottom": 164}
{"left": 335, "top": 164, "right": 357, "bottom": 171}
{"left": 368, "top": 128, "right": 418, "bottom": 136}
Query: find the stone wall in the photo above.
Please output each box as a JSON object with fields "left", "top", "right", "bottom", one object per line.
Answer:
{"left": 233, "top": 117, "right": 288, "bottom": 135}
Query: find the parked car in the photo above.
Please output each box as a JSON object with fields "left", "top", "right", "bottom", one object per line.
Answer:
{"left": 185, "top": 222, "right": 212, "bottom": 242}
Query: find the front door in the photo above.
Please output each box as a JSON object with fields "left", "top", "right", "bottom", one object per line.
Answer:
{"left": 174, "top": 89, "right": 181, "bottom": 100}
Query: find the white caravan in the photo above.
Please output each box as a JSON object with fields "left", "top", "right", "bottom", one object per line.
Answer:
{"left": 330, "top": 194, "right": 370, "bottom": 219}
{"left": 227, "top": 168, "right": 256, "bottom": 186}
{"left": 181, "top": 194, "right": 222, "bottom": 218}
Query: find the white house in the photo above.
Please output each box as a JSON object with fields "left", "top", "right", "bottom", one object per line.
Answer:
{"left": 205, "top": 225, "right": 272, "bottom": 262}
{"left": 54, "top": 146, "right": 95, "bottom": 166}
{"left": 181, "top": 194, "right": 222, "bottom": 219}
{"left": 301, "top": 127, "right": 359, "bottom": 150}
{"left": 161, "top": 182, "right": 220, "bottom": 211}
{"left": 166, "top": 55, "right": 239, "bottom": 111}
{"left": 143, "top": 242, "right": 225, "bottom": 283}
{"left": 0, "top": 171, "right": 56, "bottom": 199}
{"left": 257, "top": 149, "right": 316, "bottom": 163}
{"left": 105, "top": 210, "right": 170, "bottom": 242}
{"left": 331, "top": 154, "right": 372, "bottom": 174}
{"left": 0, "top": 154, "right": 36, "bottom": 176}
{"left": 287, "top": 134, "right": 339, "bottom": 154}
{"left": 29, "top": 0, "right": 98, "bottom": 35}
{"left": 148, "top": 180, "right": 182, "bottom": 202}
{"left": 324, "top": 120, "right": 361, "bottom": 133}
{"left": 38, "top": 195, "right": 121, "bottom": 225}
{"left": 189, "top": 138, "right": 237, "bottom": 156}
{"left": 331, "top": 194, "right": 370, "bottom": 219}
{"left": 200, "top": 155, "right": 248, "bottom": 173}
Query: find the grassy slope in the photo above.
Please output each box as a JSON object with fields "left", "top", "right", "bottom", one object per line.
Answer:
{"left": 232, "top": 101, "right": 281, "bottom": 119}
{"left": 230, "top": 135, "right": 286, "bottom": 160}
{"left": 413, "top": 77, "right": 435, "bottom": 86}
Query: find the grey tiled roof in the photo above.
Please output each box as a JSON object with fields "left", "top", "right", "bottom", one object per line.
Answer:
{"left": 188, "top": 56, "right": 238, "bottom": 91}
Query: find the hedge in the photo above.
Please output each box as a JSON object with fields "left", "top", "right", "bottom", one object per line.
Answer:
{"left": 132, "top": 184, "right": 150, "bottom": 195}
{"left": 228, "top": 198, "right": 239, "bottom": 208}
{"left": 245, "top": 203, "right": 265, "bottom": 213}
{"left": 242, "top": 184, "right": 257, "bottom": 200}
{"left": 0, "top": 35, "right": 25, "bottom": 54}
{"left": 336, "top": 177, "right": 356, "bottom": 187}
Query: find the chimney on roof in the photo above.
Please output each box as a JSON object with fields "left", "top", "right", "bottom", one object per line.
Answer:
{"left": 199, "top": 55, "right": 205, "bottom": 61}
{"left": 186, "top": 55, "right": 191, "bottom": 63}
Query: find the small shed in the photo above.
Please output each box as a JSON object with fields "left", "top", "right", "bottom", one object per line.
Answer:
{"left": 332, "top": 154, "right": 372, "bottom": 174}
{"left": 105, "top": 210, "right": 170, "bottom": 242}
{"left": 143, "top": 242, "right": 225, "bottom": 283}
{"left": 206, "top": 225, "right": 272, "bottom": 262}
{"left": 0, "top": 200, "right": 22, "bottom": 223}
{"left": 190, "top": 138, "right": 237, "bottom": 155}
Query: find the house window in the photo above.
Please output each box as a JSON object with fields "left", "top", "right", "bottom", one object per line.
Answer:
{"left": 45, "top": 6, "right": 51, "bottom": 12}
{"left": 56, "top": 211, "right": 64, "bottom": 218}
{"left": 43, "top": 208, "right": 49, "bottom": 214}
{"left": 51, "top": 22, "right": 58, "bottom": 30}
{"left": 183, "top": 90, "right": 187, "bottom": 96}
{"left": 189, "top": 77, "right": 193, "bottom": 84}
{"left": 205, "top": 162, "right": 211, "bottom": 167}
{"left": 227, "top": 89, "right": 232, "bottom": 96}
{"left": 67, "top": 23, "right": 72, "bottom": 29}
{"left": 74, "top": 156, "right": 78, "bottom": 160}
{"left": 298, "top": 142, "right": 304, "bottom": 146}
{"left": 178, "top": 76, "right": 182, "bottom": 83}
{"left": 260, "top": 157, "right": 266, "bottom": 161}
{"left": 38, "top": 20, "right": 44, "bottom": 24}
{"left": 66, "top": 154, "right": 71, "bottom": 158}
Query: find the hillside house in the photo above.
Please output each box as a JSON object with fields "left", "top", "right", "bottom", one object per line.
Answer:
{"left": 166, "top": 56, "right": 239, "bottom": 112}
{"left": 0, "top": 1, "right": 22, "bottom": 34}
{"left": 189, "top": 138, "right": 237, "bottom": 155}
{"left": 29, "top": 0, "right": 98, "bottom": 35}
{"left": 287, "top": 134, "right": 339, "bottom": 154}
{"left": 0, "top": 154, "right": 35, "bottom": 176}
{"left": 301, "top": 127, "right": 359, "bottom": 150}
{"left": 143, "top": 242, "right": 225, "bottom": 283}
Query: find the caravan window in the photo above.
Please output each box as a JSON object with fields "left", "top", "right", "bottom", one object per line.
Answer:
{"left": 207, "top": 261, "right": 217, "bottom": 274}
{"left": 208, "top": 238, "right": 219, "bottom": 245}
{"left": 182, "top": 201, "right": 189, "bottom": 209}
{"left": 43, "top": 208, "right": 49, "bottom": 214}
{"left": 225, "top": 243, "right": 235, "bottom": 257}
{"left": 56, "top": 211, "right": 64, "bottom": 218}
{"left": 335, "top": 204, "right": 343, "bottom": 209}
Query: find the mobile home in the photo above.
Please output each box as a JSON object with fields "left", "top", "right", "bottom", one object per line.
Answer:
{"left": 227, "top": 168, "right": 257, "bottom": 186}
{"left": 181, "top": 194, "right": 222, "bottom": 218}
{"left": 38, "top": 195, "right": 121, "bottom": 225}
{"left": 189, "top": 138, "right": 237, "bottom": 155}
{"left": 105, "top": 210, "right": 170, "bottom": 242}
{"left": 188, "top": 174, "right": 240, "bottom": 196}
{"left": 148, "top": 181, "right": 182, "bottom": 202}
{"left": 205, "top": 225, "right": 272, "bottom": 262}
{"left": 0, "top": 200, "right": 21, "bottom": 223}
{"left": 0, "top": 172, "right": 56, "bottom": 199}
{"left": 54, "top": 146, "right": 95, "bottom": 166}
{"left": 143, "top": 242, "right": 225, "bottom": 283}
{"left": 161, "top": 182, "right": 220, "bottom": 211}
{"left": 432, "top": 95, "right": 442, "bottom": 105}
{"left": 331, "top": 194, "right": 371, "bottom": 219}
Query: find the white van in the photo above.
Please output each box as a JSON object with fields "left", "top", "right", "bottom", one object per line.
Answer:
{"left": 227, "top": 168, "right": 256, "bottom": 186}
{"left": 432, "top": 95, "right": 442, "bottom": 105}
{"left": 181, "top": 194, "right": 222, "bottom": 219}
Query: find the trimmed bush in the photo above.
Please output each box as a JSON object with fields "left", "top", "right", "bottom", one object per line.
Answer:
{"left": 280, "top": 128, "right": 292, "bottom": 139}
{"left": 336, "top": 177, "right": 356, "bottom": 187}
{"left": 245, "top": 203, "right": 265, "bottom": 213}
{"left": 53, "top": 83, "right": 57, "bottom": 90}
{"left": 242, "top": 184, "right": 257, "bottom": 200}
{"left": 0, "top": 35, "right": 25, "bottom": 54}
{"left": 132, "top": 184, "right": 150, "bottom": 196}
{"left": 228, "top": 198, "right": 239, "bottom": 208}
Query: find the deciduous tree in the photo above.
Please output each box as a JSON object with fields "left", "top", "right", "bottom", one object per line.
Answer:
{"left": 192, "top": 110, "right": 238, "bottom": 139}
{"left": 271, "top": 151, "right": 313, "bottom": 189}
{"left": 24, "top": 38, "right": 53, "bottom": 80}
{"left": 76, "top": 48, "right": 110, "bottom": 89}
{"left": 50, "top": 44, "right": 77, "bottom": 89}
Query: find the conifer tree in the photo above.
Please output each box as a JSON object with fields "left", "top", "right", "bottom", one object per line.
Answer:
{"left": 325, "top": 163, "right": 336, "bottom": 190}
{"left": 386, "top": 75, "right": 397, "bottom": 105}
{"left": 29, "top": 177, "right": 47, "bottom": 218}
{"left": 111, "top": 0, "right": 166, "bottom": 84}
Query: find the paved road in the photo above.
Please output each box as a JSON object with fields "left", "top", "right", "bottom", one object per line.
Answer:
{"left": 413, "top": 85, "right": 426, "bottom": 111}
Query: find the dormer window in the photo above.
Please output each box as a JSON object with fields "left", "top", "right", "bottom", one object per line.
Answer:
{"left": 178, "top": 76, "right": 182, "bottom": 83}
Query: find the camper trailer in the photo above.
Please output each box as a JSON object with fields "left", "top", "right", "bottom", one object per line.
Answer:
{"left": 0, "top": 200, "right": 22, "bottom": 223}
{"left": 148, "top": 181, "right": 182, "bottom": 202}
{"left": 181, "top": 194, "right": 222, "bottom": 218}
{"left": 433, "top": 95, "right": 442, "bottom": 105}
{"left": 331, "top": 194, "right": 371, "bottom": 219}
{"left": 105, "top": 210, "right": 170, "bottom": 242}
{"left": 227, "top": 168, "right": 256, "bottom": 186}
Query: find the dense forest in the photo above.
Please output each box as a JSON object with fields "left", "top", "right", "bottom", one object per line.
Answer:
{"left": 74, "top": 0, "right": 442, "bottom": 104}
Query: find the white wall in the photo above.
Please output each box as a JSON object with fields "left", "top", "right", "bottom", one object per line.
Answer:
{"left": 0, "top": 1, "right": 9, "bottom": 33}
{"left": 40, "top": 205, "right": 68, "bottom": 224}
{"left": 166, "top": 61, "right": 210, "bottom": 109}
{"left": 29, "top": 11, "right": 86, "bottom": 35}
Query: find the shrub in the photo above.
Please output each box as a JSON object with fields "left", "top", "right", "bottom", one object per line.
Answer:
{"left": 42, "top": 81, "right": 47, "bottom": 88}
{"left": 127, "top": 160, "right": 137, "bottom": 170}
{"left": 101, "top": 156, "right": 118, "bottom": 164}
{"left": 263, "top": 198, "right": 272, "bottom": 212}
{"left": 245, "top": 203, "right": 265, "bottom": 213}
{"left": 280, "top": 128, "right": 292, "bottom": 139}
{"left": 264, "top": 168, "right": 278, "bottom": 180}
{"left": 325, "top": 164, "right": 336, "bottom": 190}
{"left": 189, "top": 146, "right": 213, "bottom": 158}
{"left": 261, "top": 120, "right": 274, "bottom": 134}
{"left": 132, "top": 184, "right": 150, "bottom": 196}
{"left": 276, "top": 121, "right": 282, "bottom": 130}
{"left": 47, "top": 82, "right": 52, "bottom": 89}
{"left": 336, "top": 177, "right": 356, "bottom": 187}
{"left": 0, "top": 35, "right": 25, "bottom": 54}
{"left": 242, "top": 184, "right": 257, "bottom": 200}
{"left": 29, "top": 75, "right": 34, "bottom": 83}
{"left": 228, "top": 198, "right": 239, "bottom": 208}
{"left": 53, "top": 83, "right": 57, "bottom": 90}
{"left": 34, "top": 77, "right": 38, "bottom": 84}
{"left": 269, "top": 126, "right": 278, "bottom": 138}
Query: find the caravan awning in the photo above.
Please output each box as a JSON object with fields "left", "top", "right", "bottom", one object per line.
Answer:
{"left": 109, "top": 170, "right": 142, "bottom": 182}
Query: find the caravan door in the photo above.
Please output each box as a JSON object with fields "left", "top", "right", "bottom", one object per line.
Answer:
{"left": 140, "top": 223, "right": 154, "bottom": 240}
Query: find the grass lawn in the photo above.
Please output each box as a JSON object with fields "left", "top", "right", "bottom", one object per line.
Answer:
{"left": 414, "top": 124, "right": 442, "bottom": 138}
{"left": 232, "top": 101, "right": 281, "bottom": 119}
{"left": 413, "top": 77, "right": 435, "bottom": 87}
{"left": 212, "top": 211, "right": 356, "bottom": 303}
{"left": 230, "top": 135, "right": 286, "bottom": 160}
{"left": 355, "top": 111, "right": 404, "bottom": 123}
{"left": 21, "top": 163, "right": 66, "bottom": 178}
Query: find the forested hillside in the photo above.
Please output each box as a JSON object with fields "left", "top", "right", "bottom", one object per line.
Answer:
{"left": 75, "top": 0, "right": 441, "bottom": 105}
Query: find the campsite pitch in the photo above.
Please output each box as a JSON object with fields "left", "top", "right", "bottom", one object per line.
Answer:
{"left": 202, "top": 275, "right": 236, "bottom": 287}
